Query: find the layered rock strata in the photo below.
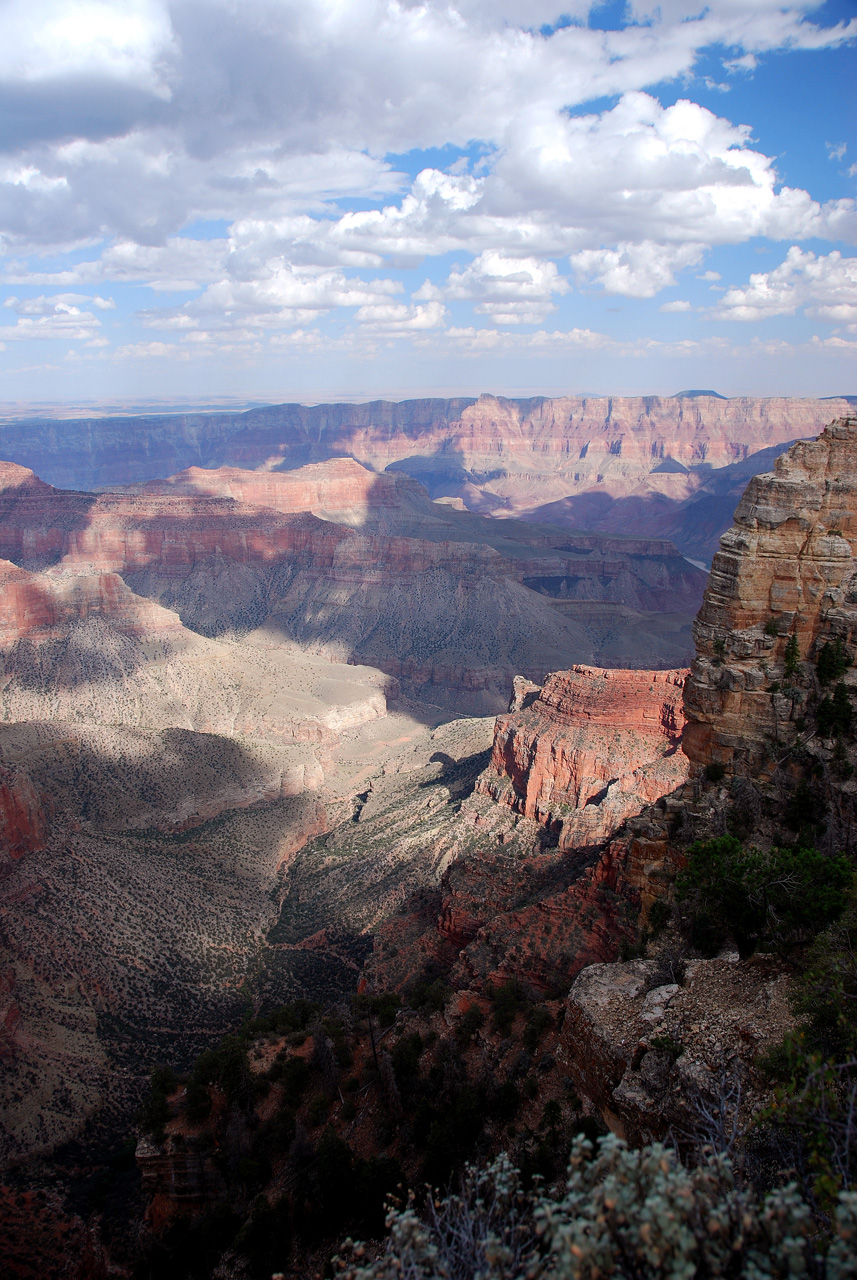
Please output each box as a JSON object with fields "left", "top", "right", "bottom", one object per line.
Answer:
{"left": 0, "top": 457, "right": 705, "bottom": 709}
{"left": 684, "top": 417, "right": 857, "bottom": 776}
{"left": 478, "top": 665, "right": 689, "bottom": 847}
{"left": 3, "top": 395, "right": 850, "bottom": 496}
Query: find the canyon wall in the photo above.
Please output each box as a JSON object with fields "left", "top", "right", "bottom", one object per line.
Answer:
{"left": 0, "top": 456, "right": 706, "bottom": 708}
{"left": 684, "top": 416, "right": 857, "bottom": 777}
{"left": 478, "top": 666, "right": 688, "bottom": 847}
{"left": 2, "top": 395, "right": 853, "bottom": 559}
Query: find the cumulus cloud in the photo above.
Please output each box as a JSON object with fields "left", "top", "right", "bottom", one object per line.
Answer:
{"left": 713, "top": 247, "right": 857, "bottom": 326}
{"left": 0, "top": 292, "right": 108, "bottom": 340}
{"left": 0, "top": 0, "right": 855, "bottom": 363}
{"left": 418, "top": 252, "right": 569, "bottom": 324}
{"left": 355, "top": 301, "right": 447, "bottom": 332}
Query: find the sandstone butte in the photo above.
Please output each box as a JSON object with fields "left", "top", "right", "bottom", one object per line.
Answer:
{"left": 478, "top": 666, "right": 689, "bottom": 848}
{"left": 683, "top": 415, "right": 857, "bottom": 777}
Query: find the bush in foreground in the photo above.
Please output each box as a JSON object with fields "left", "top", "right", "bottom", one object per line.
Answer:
{"left": 342, "top": 1136, "right": 857, "bottom": 1280}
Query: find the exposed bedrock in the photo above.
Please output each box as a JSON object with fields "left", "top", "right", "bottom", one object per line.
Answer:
{"left": 683, "top": 416, "right": 857, "bottom": 777}
{"left": 0, "top": 456, "right": 706, "bottom": 710}
{"left": 561, "top": 952, "right": 794, "bottom": 1146}
{"left": 2, "top": 395, "right": 850, "bottom": 495}
{"left": 478, "top": 665, "right": 689, "bottom": 847}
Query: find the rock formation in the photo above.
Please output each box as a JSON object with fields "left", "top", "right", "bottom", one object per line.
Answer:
{"left": 0, "top": 456, "right": 706, "bottom": 709}
{"left": 684, "top": 417, "right": 857, "bottom": 778}
{"left": 478, "top": 666, "right": 688, "bottom": 847}
{"left": 561, "top": 952, "right": 794, "bottom": 1145}
{"left": 2, "top": 395, "right": 852, "bottom": 559}
{"left": 0, "top": 393, "right": 846, "bottom": 491}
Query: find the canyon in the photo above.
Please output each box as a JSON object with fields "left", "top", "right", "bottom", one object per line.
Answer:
{"left": 4, "top": 411, "right": 857, "bottom": 1278}
{"left": 2, "top": 394, "right": 854, "bottom": 563}
{"left": 0, "top": 443, "right": 704, "bottom": 1172}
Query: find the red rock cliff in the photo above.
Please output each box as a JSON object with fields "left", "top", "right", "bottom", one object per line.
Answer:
{"left": 478, "top": 665, "right": 688, "bottom": 848}
{"left": 683, "top": 417, "right": 857, "bottom": 776}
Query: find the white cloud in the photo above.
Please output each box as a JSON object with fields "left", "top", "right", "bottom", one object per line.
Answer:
{"left": 0, "top": 0, "right": 174, "bottom": 88}
{"left": 418, "top": 252, "right": 569, "bottom": 324}
{"left": 0, "top": 0, "right": 854, "bottom": 364}
{"left": 713, "top": 247, "right": 857, "bottom": 324}
{"left": 355, "top": 301, "right": 447, "bottom": 332}
{"left": 0, "top": 292, "right": 106, "bottom": 339}
{"left": 571, "top": 241, "right": 705, "bottom": 299}
{"left": 3, "top": 292, "right": 114, "bottom": 313}
{"left": 140, "top": 265, "right": 405, "bottom": 333}
{"left": 660, "top": 299, "right": 693, "bottom": 312}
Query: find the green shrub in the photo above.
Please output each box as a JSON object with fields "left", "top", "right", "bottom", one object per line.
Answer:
{"left": 242, "top": 998, "right": 320, "bottom": 1042}
{"left": 677, "top": 835, "right": 852, "bottom": 958}
{"left": 269, "top": 1053, "right": 310, "bottom": 1106}
{"left": 405, "top": 977, "right": 451, "bottom": 1013}
{"left": 647, "top": 899, "right": 671, "bottom": 937}
{"left": 184, "top": 1076, "right": 213, "bottom": 1125}
{"left": 791, "top": 892, "right": 857, "bottom": 1061}
{"left": 817, "top": 638, "right": 850, "bottom": 685}
{"left": 343, "top": 1138, "right": 857, "bottom": 1279}
{"left": 489, "top": 980, "right": 528, "bottom": 1034}
{"left": 703, "top": 761, "right": 726, "bottom": 783}
{"left": 522, "top": 1006, "right": 553, "bottom": 1054}
{"left": 188, "top": 1035, "right": 253, "bottom": 1109}
{"left": 137, "top": 1065, "right": 177, "bottom": 1138}
{"left": 391, "top": 1032, "right": 423, "bottom": 1088}
{"left": 784, "top": 634, "right": 801, "bottom": 679}
{"left": 307, "top": 1091, "right": 330, "bottom": 1126}
{"left": 492, "top": 1080, "right": 520, "bottom": 1121}
{"left": 455, "top": 1005, "right": 485, "bottom": 1047}
{"left": 817, "top": 683, "right": 853, "bottom": 737}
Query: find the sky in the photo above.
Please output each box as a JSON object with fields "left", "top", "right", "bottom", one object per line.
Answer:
{"left": 0, "top": 0, "right": 855, "bottom": 405}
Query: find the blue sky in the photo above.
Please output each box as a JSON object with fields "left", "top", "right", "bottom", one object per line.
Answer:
{"left": 0, "top": 0, "right": 854, "bottom": 404}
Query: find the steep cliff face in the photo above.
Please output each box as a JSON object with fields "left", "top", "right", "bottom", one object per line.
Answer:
{"left": 0, "top": 457, "right": 706, "bottom": 708}
{"left": 478, "top": 666, "right": 688, "bottom": 847}
{"left": 2, "top": 395, "right": 849, "bottom": 496}
{"left": 683, "top": 417, "right": 857, "bottom": 777}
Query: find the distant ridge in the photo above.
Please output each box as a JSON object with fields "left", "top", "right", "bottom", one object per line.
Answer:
{"left": 673, "top": 389, "right": 728, "bottom": 399}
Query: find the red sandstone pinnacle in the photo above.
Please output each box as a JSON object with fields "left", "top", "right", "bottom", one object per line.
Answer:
{"left": 478, "top": 665, "right": 689, "bottom": 847}
{"left": 683, "top": 416, "right": 857, "bottom": 776}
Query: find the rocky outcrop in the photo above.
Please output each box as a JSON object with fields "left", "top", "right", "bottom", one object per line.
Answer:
{"left": 134, "top": 456, "right": 423, "bottom": 527}
{"left": 683, "top": 417, "right": 857, "bottom": 777}
{"left": 0, "top": 559, "right": 185, "bottom": 646}
{"left": 478, "top": 666, "right": 688, "bottom": 847}
{"left": 561, "top": 953, "right": 794, "bottom": 1145}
